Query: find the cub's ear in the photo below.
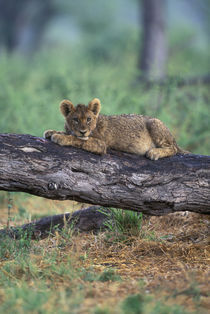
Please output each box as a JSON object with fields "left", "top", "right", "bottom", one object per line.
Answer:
{"left": 88, "top": 98, "right": 101, "bottom": 116}
{"left": 60, "top": 99, "right": 75, "bottom": 117}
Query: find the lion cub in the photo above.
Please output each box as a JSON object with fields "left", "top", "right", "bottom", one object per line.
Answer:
{"left": 44, "top": 98, "right": 184, "bottom": 160}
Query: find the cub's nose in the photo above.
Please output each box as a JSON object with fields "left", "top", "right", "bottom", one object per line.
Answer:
{"left": 80, "top": 130, "right": 87, "bottom": 135}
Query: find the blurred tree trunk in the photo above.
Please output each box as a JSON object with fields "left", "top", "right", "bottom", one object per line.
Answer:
{"left": 139, "top": 0, "right": 167, "bottom": 80}
{"left": 0, "top": 0, "right": 54, "bottom": 54}
{"left": 0, "top": 0, "right": 26, "bottom": 51}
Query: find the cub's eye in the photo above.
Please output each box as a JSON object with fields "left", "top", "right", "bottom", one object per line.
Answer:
{"left": 87, "top": 117, "right": 91, "bottom": 122}
{"left": 73, "top": 117, "right": 79, "bottom": 123}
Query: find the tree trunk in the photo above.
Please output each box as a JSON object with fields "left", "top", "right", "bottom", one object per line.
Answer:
{"left": 0, "top": 134, "right": 209, "bottom": 215}
{"left": 139, "top": 0, "right": 167, "bottom": 80}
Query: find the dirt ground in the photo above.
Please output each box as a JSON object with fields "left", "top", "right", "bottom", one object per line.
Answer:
{"left": 0, "top": 194, "right": 209, "bottom": 313}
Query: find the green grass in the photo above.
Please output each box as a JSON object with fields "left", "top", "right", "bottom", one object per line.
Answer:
{"left": 121, "top": 293, "right": 189, "bottom": 314}
{"left": 121, "top": 294, "right": 145, "bottom": 314}
{"left": 0, "top": 43, "right": 209, "bottom": 155}
{"left": 0, "top": 234, "right": 83, "bottom": 313}
{"left": 0, "top": 221, "right": 206, "bottom": 313}
{"left": 101, "top": 208, "right": 143, "bottom": 238}
{"left": 0, "top": 283, "right": 51, "bottom": 314}
{"left": 0, "top": 233, "right": 119, "bottom": 313}
{"left": 80, "top": 267, "right": 121, "bottom": 283}
{"left": 98, "top": 268, "right": 121, "bottom": 282}
{"left": 0, "top": 232, "right": 32, "bottom": 260}
{"left": 0, "top": 28, "right": 209, "bottom": 313}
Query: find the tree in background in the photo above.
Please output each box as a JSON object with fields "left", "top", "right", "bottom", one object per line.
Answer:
{"left": 139, "top": 0, "right": 167, "bottom": 80}
{"left": 0, "top": 0, "right": 54, "bottom": 54}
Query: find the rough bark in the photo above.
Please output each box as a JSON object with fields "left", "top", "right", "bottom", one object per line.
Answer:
{"left": 0, "top": 206, "right": 108, "bottom": 239}
{"left": 0, "top": 133, "right": 210, "bottom": 215}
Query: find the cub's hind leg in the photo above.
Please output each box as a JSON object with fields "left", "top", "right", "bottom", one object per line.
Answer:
{"left": 146, "top": 118, "right": 178, "bottom": 160}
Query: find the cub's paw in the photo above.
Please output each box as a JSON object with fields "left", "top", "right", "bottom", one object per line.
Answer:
{"left": 51, "top": 134, "right": 64, "bottom": 145}
{"left": 51, "top": 134, "right": 72, "bottom": 146}
{"left": 43, "top": 130, "right": 57, "bottom": 140}
{"left": 146, "top": 149, "right": 160, "bottom": 161}
{"left": 90, "top": 139, "right": 107, "bottom": 155}
{"left": 98, "top": 142, "right": 107, "bottom": 155}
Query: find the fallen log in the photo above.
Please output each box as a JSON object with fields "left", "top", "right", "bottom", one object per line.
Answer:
{"left": 0, "top": 133, "right": 209, "bottom": 215}
{"left": 0, "top": 206, "right": 107, "bottom": 239}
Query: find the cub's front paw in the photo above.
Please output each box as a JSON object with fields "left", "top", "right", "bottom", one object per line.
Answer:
{"left": 51, "top": 134, "right": 64, "bottom": 145}
{"left": 43, "top": 130, "right": 57, "bottom": 140}
{"left": 51, "top": 134, "right": 72, "bottom": 146}
{"left": 146, "top": 149, "right": 160, "bottom": 161}
{"left": 98, "top": 142, "right": 107, "bottom": 155}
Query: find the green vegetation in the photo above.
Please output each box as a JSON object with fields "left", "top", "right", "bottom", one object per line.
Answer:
{"left": 0, "top": 10, "right": 209, "bottom": 312}
{"left": 0, "top": 36, "right": 209, "bottom": 154}
{"left": 121, "top": 293, "right": 188, "bottom": 314}
{"left": 101, "top": 208, "right": 144, "bottom": 240}
{"left": 0, "top": 203, "right": 208, "bottom": 313}
{"left": 98, "top": 268, "right": 121, "bottom": 282}
{"left": 0, "top": 232, "right": 192, "bottom": 314}
{"left": 121, "top": 293, "right": 145, "bottom": 314}
{"left": 80, "top": 267, "right": 121, "bottom": 283}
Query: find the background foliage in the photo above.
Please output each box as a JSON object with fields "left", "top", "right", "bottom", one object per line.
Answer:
{"left": 0, "top": 44, "right": 209, "bottom": 154}
{"left": 0, "top": 1, "right": 209, "bottom": 154}
{"left": 0, "top": 1, "right": 210, "bottom": 313}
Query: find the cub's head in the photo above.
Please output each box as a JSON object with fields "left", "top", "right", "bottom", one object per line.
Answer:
{"left": 60, "top": 98, "right": 101, "bottom": 140}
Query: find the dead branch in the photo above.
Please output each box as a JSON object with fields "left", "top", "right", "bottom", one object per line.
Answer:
{"left": 0, "top": 206, "right": 108, "bottom": 239}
